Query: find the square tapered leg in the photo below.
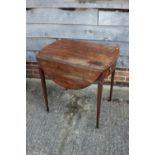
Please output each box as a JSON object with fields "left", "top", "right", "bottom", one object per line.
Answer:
{"left": 39, "top": 68, "right": 49, "bottom": 112}
{"left": 96, "top": 77, "right": 104, "bottom": 128}
{"left": 108, "top": 69, "right": 116, "bottom": 101}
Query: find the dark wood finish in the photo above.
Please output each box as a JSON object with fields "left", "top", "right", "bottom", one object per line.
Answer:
{"left": 96, "top": 74, "right": 104, "bottom": 128}
{"left": 39, "top": 68, "right": 49, "bottom": 112}
{"left": 108, "top": 69, "right": 116, "bottom": 101}
{"left": 37, "top": 39, "right": 119, "bottom": 89}
{"left": 37, "top": 39, "right": 119, "bottom": 128}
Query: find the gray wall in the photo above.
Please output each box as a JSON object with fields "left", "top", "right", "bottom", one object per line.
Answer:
{"left": 26, "top": 0, "right": 129, "bottom": 68}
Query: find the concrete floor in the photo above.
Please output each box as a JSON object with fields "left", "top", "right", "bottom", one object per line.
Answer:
{"left": 26, "top": 79, "right": 129, "bottom": 155}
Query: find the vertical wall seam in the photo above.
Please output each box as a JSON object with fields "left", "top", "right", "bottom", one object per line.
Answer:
{"left": 97, "top": 9, "right": 99, "bottom": 25}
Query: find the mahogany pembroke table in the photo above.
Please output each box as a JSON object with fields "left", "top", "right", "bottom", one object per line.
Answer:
{"left": 37, "top": 39, "right": 119, "bottom": 128}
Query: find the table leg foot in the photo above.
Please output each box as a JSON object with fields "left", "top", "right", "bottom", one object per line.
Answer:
{"left": 108, "top": 69, "right": 115, "bottom": 101}
{"left": 39, "top": 68, "right": 49, "bottom": 112}
{"left": 96, "top": 78, "right": 104, "bottom": 128}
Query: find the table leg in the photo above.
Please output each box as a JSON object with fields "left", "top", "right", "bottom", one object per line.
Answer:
{"left": 96, "top": 77, "right": 104, "bottom": 128}
{"left": 108, "top": 69, "right": 115, "bottom": 101}
{"left": 39, "top": 68, "right": 49, "bottom": 112}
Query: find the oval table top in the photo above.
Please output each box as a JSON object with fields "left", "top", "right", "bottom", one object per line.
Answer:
{"left": 37, "top": 39, "right": 119, "bottom": 89}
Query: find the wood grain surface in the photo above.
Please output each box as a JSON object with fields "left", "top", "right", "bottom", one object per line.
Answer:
{"left": 27, "top": 24, "right": 128, "bottom": 42}
{"left": 27, "top": 8, "right": 98, "bottom": 25}
{"left": 26, "top": 0, "right": 129, "bottom": 9}
{"left": 37, "top": 39, "right": 119, "bottom": 89}
{"left": 99, "top": 10, "right": 129, "bottom": 26}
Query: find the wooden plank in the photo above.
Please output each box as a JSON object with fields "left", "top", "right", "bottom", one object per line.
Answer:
{"left": 93, "top": 40, "right": 128, "bottom": 56}
{"left": 26, "top": 0, "right": 129, "bottom": 9}
{"left": 27, "top": 24, "right": 128, "bottom": 42}
{"left": 26, "top": 38, "right": 128, "bottom": 56}
{"left": 27, "top": 8, "right": 98, "bottom": 25}
{"left": 26, "top": 50, "right": 38, "bottom": 62}
{"left": 99, "top": 10, "right": 128, "bottom": 26}
{"left": 26, "top": 38, "right": 57, "bottom": 51}
{"left": 26, "top": 50, "right": 129, "bottom": 68}
{"left": 117, "top": 56, "right": 128, "bottom": 68}
{"left": 84, "top": 40, "right": 128, "bottom": 56}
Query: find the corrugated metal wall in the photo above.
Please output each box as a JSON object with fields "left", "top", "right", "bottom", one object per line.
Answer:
{"left": 26, "top": 0, "right": 129, "bottom": 68}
